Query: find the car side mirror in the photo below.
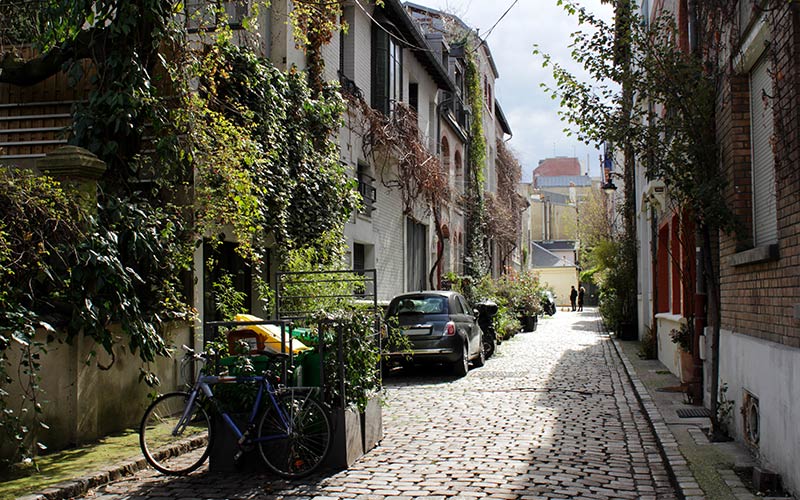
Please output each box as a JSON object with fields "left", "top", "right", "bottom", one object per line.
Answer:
{"left": 473, "top": 308, "right": 480, "bottom": 317}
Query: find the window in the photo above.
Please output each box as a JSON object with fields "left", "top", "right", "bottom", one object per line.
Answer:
{"left": 202, "top": 240, "right": 254, "bottom": 325}
{"left": 186, "top": 0, "right": 251, "bottom": 31}
{"left": 339, "top": 6, "right": 356, "bottom": 81}
{"left": 406, "top": 218, "right": 428, "bottom": 291}
{"left": 357, "top": 163, "right": 376, "bottom": 216}
{"left": 371, "top": 22, "right": 402, "bottom": 115}
{"left": 409, "top": 83, "right": 419, "bottom": 113}
{"left": 749, "top": 56, "right": 777, "bottom": 246}
{"left": 458, "top": 296, "right": 472, "bottom": 316}
{"left": 454, "top": 150, "right": 464, "bottom": 193}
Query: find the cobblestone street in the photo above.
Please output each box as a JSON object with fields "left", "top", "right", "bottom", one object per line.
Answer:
{"left": 83, "top": 310, "right": 677, "bottom": 499}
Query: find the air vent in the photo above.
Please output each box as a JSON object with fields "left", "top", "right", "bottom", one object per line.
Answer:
{"left": 743, "top": 391, "right": 760, "bottom": 447}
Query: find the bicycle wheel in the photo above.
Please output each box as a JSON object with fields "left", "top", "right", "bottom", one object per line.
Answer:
{"left": 257, "top": 390, "right": 332, "bottom": 478}
{"left": 139, "top": 391, "right": 212, "bottom": 474}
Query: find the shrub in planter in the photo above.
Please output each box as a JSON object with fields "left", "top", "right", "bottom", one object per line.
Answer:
{"left": 305, "top": 308, "right": 382, "bottom": 412}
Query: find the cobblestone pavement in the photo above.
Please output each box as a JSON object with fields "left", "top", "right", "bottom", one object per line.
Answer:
{"left": 82, "top": 310, "right": 678, "bottom": 499}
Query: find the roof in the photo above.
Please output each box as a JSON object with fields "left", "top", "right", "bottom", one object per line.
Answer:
{"left": 534, "top": 175, "right": 593, "bottom": 188}
{"left": 404, "top": 2, "right": 500, "bottom": 78}
{"left": 383, "top": 0, "right": 455, "bottom": 93}
{"left": 495, "top": 100, "right": 512, "bottom": 136}
{"left": 530, "top": 190, "right": 571, "bottom": 204}
{"left": 531, "top": 242, "right": 576, "bottom": 268}
{"left": 538, "top": 240, "right": 577, "bottom": 252}
{"left": 533, "top": 157, "right": 581, "bottom": 177}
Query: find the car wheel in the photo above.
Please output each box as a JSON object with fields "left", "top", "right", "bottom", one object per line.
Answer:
{"left": 452, "top": 341, "right": 469, "bottom": 377}
{"left": 474, "top": 333, "right": 486, "bottom": 367}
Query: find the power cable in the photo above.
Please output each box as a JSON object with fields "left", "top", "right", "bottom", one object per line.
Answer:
{"left": 473, "top": 0, "right": 520, "bottom": 53}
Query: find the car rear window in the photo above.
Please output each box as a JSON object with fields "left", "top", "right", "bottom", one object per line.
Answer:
{"left": 390, "top": 296, "right": 449, "bottom": 315}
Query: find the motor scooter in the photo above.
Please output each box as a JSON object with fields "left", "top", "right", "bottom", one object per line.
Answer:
{"left": 541, "top": 291, "right": 557, "bottom": 316}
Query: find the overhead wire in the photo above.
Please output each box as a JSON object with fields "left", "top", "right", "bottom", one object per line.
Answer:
{"left": 472, "top": 0, "right": 520, "bottom": 53}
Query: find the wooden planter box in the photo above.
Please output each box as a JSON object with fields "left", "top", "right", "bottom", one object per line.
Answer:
{"left": 326, "top": 395, "right": 383, "bottom": 470}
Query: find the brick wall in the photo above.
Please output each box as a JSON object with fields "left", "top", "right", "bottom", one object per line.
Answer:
{"left": 717, "top": 3, "right": 800, "bottom": 348}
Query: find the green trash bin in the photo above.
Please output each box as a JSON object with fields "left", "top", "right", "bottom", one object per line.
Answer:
{"left": 296, "top": 350, "right": 322, "bottom": 387}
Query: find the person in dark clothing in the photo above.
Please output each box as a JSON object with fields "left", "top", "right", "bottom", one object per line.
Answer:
{"left": 577, "top": 286, "right": 585, "bottom": 312}
{"left": 570, "top": 286, "right": 578, "bottom": 311}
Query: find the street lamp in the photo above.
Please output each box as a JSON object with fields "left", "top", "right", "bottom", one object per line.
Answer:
{"left": 602, "top": 171, "right": 622, "bottom": 195}
{"left": 602, "top": 178, "right": 618, "bottom": 195}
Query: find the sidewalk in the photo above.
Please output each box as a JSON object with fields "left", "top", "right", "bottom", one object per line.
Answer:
{"left": 610, "top": 337, "right": 790, "bottom": 500}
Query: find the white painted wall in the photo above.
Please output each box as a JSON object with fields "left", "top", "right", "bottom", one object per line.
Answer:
{"left": 337, "top": 2, "right": 449, "bottom": 300}
{"left": 656, "top": 313, "right": 685, "bottom": 379}
{"left": 716, "top": 330, "right": 800, "bottom": 496}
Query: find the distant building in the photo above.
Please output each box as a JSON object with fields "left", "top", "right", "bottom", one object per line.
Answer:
{"left": 533, "top": 156, "right": 582, "bottom": 177}
{"left": 530, "top": 242, "right": 577, "bottom": 307}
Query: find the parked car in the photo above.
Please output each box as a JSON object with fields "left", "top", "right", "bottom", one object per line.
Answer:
{"left": 384, "top": 291, "right": 484, "bottom": 377}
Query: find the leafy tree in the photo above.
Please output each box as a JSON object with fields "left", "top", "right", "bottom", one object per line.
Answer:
{"left": 537, "top": 0, "right": 743, "bottom": 437}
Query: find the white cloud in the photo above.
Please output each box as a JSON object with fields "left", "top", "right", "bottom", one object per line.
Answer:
{"left": 409, "top": 0, "right": 614, "bottom": 181}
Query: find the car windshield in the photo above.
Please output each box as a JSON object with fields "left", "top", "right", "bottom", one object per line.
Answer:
{"left": 390, "top": 296, "right": 448, "bottom": 315}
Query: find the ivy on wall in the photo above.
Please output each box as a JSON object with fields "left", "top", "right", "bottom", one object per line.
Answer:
{"left": 463, "top": 50, "right": 489, "bottom": 282}
{"left": 0, "top": 0, "right": 355, "bottom": 463}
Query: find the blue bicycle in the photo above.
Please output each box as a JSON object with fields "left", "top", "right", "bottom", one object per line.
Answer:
{"left": 139, "top": 346, "right": 332, "bottom": 478}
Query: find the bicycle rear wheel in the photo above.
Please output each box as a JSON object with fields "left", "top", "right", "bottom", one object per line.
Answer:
{"left": 257, "top": 389, "right": 332, "bottom": 478}
{"left": 139, "top": 391, "right": 212, "bottom": 474}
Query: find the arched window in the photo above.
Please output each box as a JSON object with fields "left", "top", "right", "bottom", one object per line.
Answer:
{"left": 441, "top": 136, "right": 451, "bottom": 170}
{"left": 454, "top": 149, "right": 463, "bottom": 193}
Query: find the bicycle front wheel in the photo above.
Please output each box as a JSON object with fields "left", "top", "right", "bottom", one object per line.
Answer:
{"left": 257, "top": 390, "right": 332, "bottom": 478}
{"left": 139, "top": 391, "right": 212, "bottom": 475}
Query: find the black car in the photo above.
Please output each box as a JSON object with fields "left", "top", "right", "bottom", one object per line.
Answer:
{"left": 384, "top": 291, "right": 484, "bottom": 377}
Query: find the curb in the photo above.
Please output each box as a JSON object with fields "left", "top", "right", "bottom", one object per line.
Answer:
{"left": 609, "top": 337, "right": 703, "bottom": 500}
{"left": 16, "top": 455, "right": 151, "bottom": 500}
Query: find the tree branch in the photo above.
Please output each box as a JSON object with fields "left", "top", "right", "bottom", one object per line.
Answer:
{"left": 0, "top": 27, "right": 106, "bottom": 86}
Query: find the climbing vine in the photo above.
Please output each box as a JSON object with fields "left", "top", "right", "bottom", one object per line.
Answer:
{"left": 0, "top": 0, "right": 355, "bottom": 463}
{"left": 343, "top": 89, "right": 451, "bottom": 288}
{"left": 463, "top": 50, "right": 489, "bottom": 281}
{"left": 487, "top": 139, "right": 524, "bottom": 270}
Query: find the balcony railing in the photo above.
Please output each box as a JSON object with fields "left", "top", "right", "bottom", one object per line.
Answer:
{"left": 357, "top": 173, "right": 377, "bottom": 216}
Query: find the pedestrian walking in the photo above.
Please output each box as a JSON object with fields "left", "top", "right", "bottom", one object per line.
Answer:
{"left": 570, "top": 285, "right": 578, "bottom": 311}
{"left": 578, "top": 286, "right": 585, "bottom": 312}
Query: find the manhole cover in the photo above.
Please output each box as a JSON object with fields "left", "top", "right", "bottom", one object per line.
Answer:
{"left": 677, "top": 407, "right": 712, "bottom": 418}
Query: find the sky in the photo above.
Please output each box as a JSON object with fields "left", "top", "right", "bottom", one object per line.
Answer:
{"left": 408, "top": 0, "right": 615, "bottom": 181}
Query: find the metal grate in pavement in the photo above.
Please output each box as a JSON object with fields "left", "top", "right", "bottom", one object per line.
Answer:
{"left": 677, "top": 407, "right": 712, "bottom": 418}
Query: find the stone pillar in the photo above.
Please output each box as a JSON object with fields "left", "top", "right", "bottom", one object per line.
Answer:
{"left": 36, "top": 146, "right": 106, "bottom": 212}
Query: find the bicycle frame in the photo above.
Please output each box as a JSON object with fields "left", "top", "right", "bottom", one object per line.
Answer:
{"left": 175, "top": 370, "right": 294, "bottom": 447}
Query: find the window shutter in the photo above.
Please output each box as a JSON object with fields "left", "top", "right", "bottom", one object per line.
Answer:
{"left": 750, "top": 57, "right": 777, "bottom": 245}
{"left": 371, "top": 23, "right": 389, "bottom": 115}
